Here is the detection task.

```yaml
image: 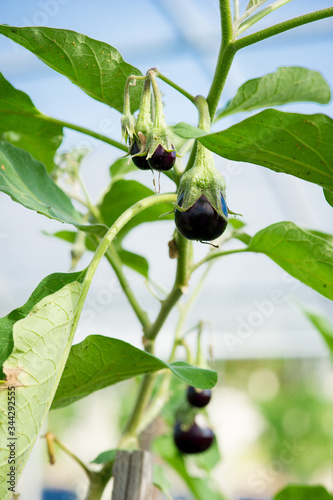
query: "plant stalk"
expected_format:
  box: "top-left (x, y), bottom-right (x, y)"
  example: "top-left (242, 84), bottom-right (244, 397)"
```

top-left (206, 0), bottom-right (235, 120)
top-left (40, 113), bottom-right (128, 152)
top-left (154, 69), bottom-right (196, 103)
top-left (233, 7), bottom-right (333, 50)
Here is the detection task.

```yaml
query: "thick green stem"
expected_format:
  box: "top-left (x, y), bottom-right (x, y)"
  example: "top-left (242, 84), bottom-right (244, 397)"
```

top-left (39, 113), bottom-right (128, 152)
top-left (207, 0), bottom-right (235, 120)
top-left (233, 7), bottom-right (333, 50)
top-left (175, 234), bottom-right (191, 290)
top-left (85, 464), bottom-right (113, 500)
top-left (220, 0), bottom-right (234, 46)
top-left (144, 235), bottom-right (191, 343)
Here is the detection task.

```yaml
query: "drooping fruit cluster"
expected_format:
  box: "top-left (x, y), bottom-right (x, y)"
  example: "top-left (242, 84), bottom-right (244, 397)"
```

top-left (121, 71), bottom-right (178, 173)
top-left (173, 385), bottom-right (214, 455)
top-left (174, 96), bottom-right (228, 243)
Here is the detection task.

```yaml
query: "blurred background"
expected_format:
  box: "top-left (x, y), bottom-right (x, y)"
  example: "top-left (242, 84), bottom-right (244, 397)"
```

top-left (0, 0), bottom-right (333, 499)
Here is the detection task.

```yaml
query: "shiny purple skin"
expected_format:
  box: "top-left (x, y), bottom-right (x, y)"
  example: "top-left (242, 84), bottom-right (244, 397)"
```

top-left (187, 386), bottom-right (212, 408)
top-left (174, 421), bottom-right (215, 454)
top-left (130, 142), bottom-right (150, 170)
top-left (147, 144), bottom-right (176, 171)
top-left (175, 194), bottom-right (228, 241)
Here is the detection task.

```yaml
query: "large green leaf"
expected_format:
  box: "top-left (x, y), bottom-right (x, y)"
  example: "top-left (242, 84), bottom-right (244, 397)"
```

top-left (0, 73), bottom-right (63, 172)
top-left (0, 271), bottom-right (85, 379)
top-left (0, 141), bottom-right (106, 235)
top-left (199, 111), bottom-right (333, 190)
top-left (0, 272), bottom-right (87, 500)
top-left (248, 222), bottom-right (333, 300)
top-left (0, 25), bottom-right (143, 113)
top-left (153, 435), bottom-right (226, 500)
top-left (99, 179), bottom-right (174, 238)
top-left (215, 67), bottom-right (331, 120)
top-left (274, 485), bottom-right (333, 500)
top-left (52, 335), bottom-right (217, 409)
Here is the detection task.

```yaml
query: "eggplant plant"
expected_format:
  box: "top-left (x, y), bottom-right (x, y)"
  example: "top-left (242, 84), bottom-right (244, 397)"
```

top-left (0, 1), bottom-right (333, 499)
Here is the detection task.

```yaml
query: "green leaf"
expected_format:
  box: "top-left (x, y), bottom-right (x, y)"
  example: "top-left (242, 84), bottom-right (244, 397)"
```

top-left (99, 179), bottom-right (174, 239)
top-left (301, 306), bottom-right (333, 353)
top-left (0, 270), bottom-right (85, 379)
top-left (248, 222), bottom-right (333, 300)
top-left (52, 335), bottom-right (217, 409)
top-left (228, 218), bottom-right (246, 230)
top-left (153, 464), bottom-right (172, 496)
top-left (0, 272), bottom-right (87, 500)
top-left (153, 435), bottom-right (226, 500)
top-left (116, 246), bottom-right (149, 278)
top-left (110, 156), bottom-right (137, 183)
top-left (0, 73), bottom-right (63, 172)
top-left (0, 26), bottom-right (142, 113)
top-left (168, 361), bottom-right (217, 390)
top-left (274, 485), bottom-right (333, 500)
top-left (189, 439), bottom-right (221, 473)
top-left (43, 230), bottom-right (95, 251)
top-left (199, 110), bottom-right (333, 190)
top-left (324, 188), bottom-right (333, 207)
top-left (307, 229), bottom-right (333, 245)
top-left (173, 122), bottom-right (207, 140)
top-left (91, 449), bottom-right (118, 465)
top-left (46, 230), bottom-right (149, 277)
top-left (215, 67), bottom-right (331, 120)
top-left (0, 141), bottom-right (106, 235)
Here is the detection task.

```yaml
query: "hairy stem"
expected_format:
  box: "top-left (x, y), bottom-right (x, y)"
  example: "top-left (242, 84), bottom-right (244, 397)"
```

top-left (40, 114), bottom-right (128, 152)
top-left (153, 69), bottom-right (196, 103)
top-left (118, 235), bottom-right (191, 447)
top-left (195, 95), bottom-right (211, 133)
top-left (78, 170), bottom-right (151, 331)
top-left (191, 247), bottom-right (248, 273)
top-left (123, 74), bottom-right (149, 114)
top-left (148, 69), bottom-right (166, 129)
top-left (72, 194), bottom-right (177, 353)
top-left (233, 7), bottom-right (333, 50)
top-left (206, 0), bottom-right (235, 120)
top-left (237, 0), bottom-right (292, 35)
